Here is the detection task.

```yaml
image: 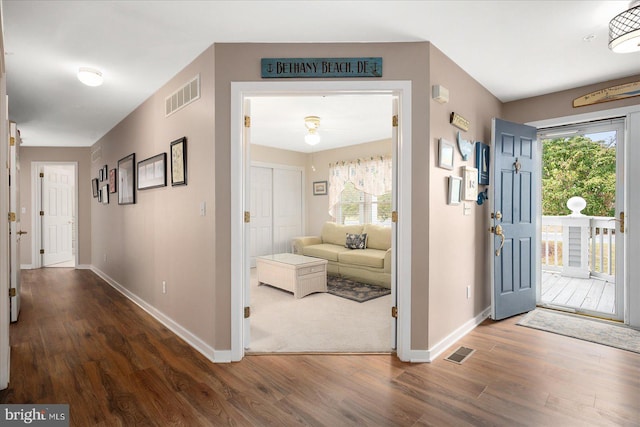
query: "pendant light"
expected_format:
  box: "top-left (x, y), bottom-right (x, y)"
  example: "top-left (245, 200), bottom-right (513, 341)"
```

top-left (609, 0), bottom-right (640, 53)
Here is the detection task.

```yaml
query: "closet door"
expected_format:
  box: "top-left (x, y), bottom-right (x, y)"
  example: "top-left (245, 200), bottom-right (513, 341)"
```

top-left (273, 169), bottom-right (303, 254)
top-left (250, 166), bottom-right (273, 267)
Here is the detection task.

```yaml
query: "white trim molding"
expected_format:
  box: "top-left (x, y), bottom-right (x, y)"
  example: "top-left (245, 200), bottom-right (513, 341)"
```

top-left (410, 307), bottom-right (491, 363)
top-left (90, 266), bottom-right (230, 363)
top-left (230, 80), bottom-right (413, 362)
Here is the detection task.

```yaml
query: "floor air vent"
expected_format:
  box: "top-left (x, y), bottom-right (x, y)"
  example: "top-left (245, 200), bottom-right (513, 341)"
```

top-left (445, 346), bottom-right (475, 364)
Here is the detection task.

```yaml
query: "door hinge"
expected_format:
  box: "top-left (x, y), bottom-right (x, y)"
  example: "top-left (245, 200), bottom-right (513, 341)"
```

top-left (40, 211), bottom-right (45, 216)
top-left (9, 288), bottom-right (16, 298)
top-left (40, 249), bottom-right (45, 255)
top-left (8, 212), bottom-right (16, 222)
top-left (39, 172), bottom-right (44, 178)
top-left (391, 211), bottom-right (398, 223)
top-left (391, 306), bottom-right (398, 318)
top-left (620, 211), bottom-right (625, 234)
top-left (244, 211), bottom-right (251, 223)
top-left (244, 306), bottom-right (251, 318)
top-left (392, 115), bottom-right (398, 127)
top-left (244, 116), bottom-right (251, 128)
top-left (9, 137), bottom-right (15, 146)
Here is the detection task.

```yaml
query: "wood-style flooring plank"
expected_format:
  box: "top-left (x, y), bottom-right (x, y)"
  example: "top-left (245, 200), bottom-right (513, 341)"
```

top-left (1, 268), bottom-right (639, 426)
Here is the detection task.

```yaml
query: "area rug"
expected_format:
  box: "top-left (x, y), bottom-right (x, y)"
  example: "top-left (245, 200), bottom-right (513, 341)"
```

top-left (517, 309), bottom-right (640, 354)
top-left (326, 275), bottom-right (390, 303)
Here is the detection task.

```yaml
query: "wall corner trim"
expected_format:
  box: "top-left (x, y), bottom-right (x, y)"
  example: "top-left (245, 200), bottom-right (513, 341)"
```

top-left (90, 266), bottom-right (228, 363)
top-left (416, 306), bottom-right (491, 363)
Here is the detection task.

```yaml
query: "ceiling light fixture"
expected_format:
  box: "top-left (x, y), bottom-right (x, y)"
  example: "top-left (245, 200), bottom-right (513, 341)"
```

top-left (304, 115), bottom-right (321, 146)
top-left (609, 0), bottom-right (640, 53)
top-left (77, 67), bottom-right (104, 87)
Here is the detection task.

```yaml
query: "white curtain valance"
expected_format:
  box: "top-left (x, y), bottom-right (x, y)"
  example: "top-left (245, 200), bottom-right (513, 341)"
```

top-left (328, 155), bottom-right (392, 217)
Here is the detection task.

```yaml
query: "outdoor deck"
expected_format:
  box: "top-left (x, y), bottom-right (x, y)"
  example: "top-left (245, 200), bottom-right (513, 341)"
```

top-left (540, 271), bottom-right (615, 314)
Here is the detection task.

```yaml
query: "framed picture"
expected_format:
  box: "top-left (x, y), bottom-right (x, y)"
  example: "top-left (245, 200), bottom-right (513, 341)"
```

top-left (438, 138), bottom-right (454, 170)
top-left (448, 176), bottom-right (462, 205)
top-left (101, 184), bottom-right (109, 204)
top-left (463, 166), bottom-right (479, 201)
top-left (102, 165), bottom-right (108, 182)
top-left (476, 142), bottom-right (490, 185)
top-left (313, 181), bottom-right (327, 196)
top-left (109, 168), bottom-right (117, 193)
top-left (137, 153), bottom-right (167, 190)
top-left (170, 137), bottom-right (187, 186)
top-left (91, 178), bottom-right (99, 198)
top-left (118, 153), bottom-right (136, 205)
top-left (98, 168), bottom-right (104, 182)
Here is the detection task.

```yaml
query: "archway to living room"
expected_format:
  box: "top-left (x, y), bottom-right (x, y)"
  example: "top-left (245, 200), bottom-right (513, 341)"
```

top-left (230, 81), bottom-right (413, 361)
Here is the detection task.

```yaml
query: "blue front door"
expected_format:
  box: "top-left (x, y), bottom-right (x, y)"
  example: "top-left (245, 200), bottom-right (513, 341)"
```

top-left (491, 118), bottom-right (538, 320)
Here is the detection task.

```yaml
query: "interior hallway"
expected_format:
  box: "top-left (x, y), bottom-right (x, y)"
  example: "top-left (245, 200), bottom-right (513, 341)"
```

top-left (0, 268), bottom-right (638, 426)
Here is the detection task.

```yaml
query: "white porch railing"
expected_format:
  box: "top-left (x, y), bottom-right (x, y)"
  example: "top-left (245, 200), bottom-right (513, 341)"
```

top-left (541, 215), bottom-right (616, 282)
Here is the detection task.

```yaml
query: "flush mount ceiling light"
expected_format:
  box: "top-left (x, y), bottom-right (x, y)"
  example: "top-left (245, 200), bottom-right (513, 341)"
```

top-left (609, 0), bottom-right (640, 53)
top-left (304, 115), bottom-right (321, 146)
top-left (77, 67), bottom-right (103, 87)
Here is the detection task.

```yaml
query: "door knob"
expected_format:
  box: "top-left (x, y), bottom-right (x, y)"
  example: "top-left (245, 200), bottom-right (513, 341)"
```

top-left (492, 225), bottom-right (505, 256)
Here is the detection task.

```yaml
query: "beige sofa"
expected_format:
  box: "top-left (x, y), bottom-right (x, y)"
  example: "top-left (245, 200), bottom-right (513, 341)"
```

top-left (292, 222), bottom-right (391, 288)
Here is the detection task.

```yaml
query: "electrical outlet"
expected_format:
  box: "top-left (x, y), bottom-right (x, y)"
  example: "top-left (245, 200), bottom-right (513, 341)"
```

top-left (466, 286), bottom-right (471, 299)
top-left (162, 281), bottom-right (167, 294)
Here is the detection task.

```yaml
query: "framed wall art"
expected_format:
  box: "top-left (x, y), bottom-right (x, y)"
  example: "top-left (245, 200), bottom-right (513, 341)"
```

top-left (438, 138), bottom-right (454, 170)
top-left (92, 178), bottom-right (99, 198)
top-left (448, 176), bottom-right (462, 205)
top-left (101, 184), bottom-right (109, 204)
top-left (476, 142), bottom-right (490, 185)
top-left (102, 164), bottom-right (108, 181)
top-left (118, 153), bottom-right (136, 205)
top-left (463, 166), bottom-right (478, 201)
top-left (137, 153), bottom-right (167, 190)
top-left (170, 137), bottom-right (187, 186)
top-left (313, 181), bottom-right (327, 196)
top-left (109, 168), bottom-right (117, 193)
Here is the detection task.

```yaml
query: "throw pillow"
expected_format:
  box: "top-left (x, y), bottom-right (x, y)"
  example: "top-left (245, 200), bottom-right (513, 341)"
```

top-left (345, 233), bottom-right (367, 249)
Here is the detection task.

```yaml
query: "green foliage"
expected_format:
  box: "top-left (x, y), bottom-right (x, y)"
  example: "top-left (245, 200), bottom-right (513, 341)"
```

top-left (542, 136), bottom-right (616, 216)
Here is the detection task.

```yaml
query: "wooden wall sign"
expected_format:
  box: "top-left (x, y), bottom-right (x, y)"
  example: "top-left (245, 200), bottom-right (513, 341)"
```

top-left (450, 112), bottom-right (469, 131)
top-left (261, 57), bottom-right (382, 78)
top-left (573, 81), bottom-right (640, 108)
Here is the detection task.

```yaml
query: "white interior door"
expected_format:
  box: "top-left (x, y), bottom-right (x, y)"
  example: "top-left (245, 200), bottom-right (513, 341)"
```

top-left (42, 164), bottom-right (74, 266)
top-left (250, 166), bottom-right (273, 267)
top-left (273, 168), bottom-right (302, 254)
top-left (9, 122), bottom-right (22, 322)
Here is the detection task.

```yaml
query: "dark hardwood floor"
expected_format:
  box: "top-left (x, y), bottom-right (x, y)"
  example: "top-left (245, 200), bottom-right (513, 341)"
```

top-left (1, 268), bottom-right (638, 426)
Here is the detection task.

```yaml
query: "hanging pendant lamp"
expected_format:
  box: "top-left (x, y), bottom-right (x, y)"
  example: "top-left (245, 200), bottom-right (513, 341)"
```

top-left (609, 0), bottom-right (640, 53)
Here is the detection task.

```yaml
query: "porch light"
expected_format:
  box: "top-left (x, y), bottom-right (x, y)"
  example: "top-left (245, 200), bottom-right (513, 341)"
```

top-left (609, 0), bottom-right (640, 53)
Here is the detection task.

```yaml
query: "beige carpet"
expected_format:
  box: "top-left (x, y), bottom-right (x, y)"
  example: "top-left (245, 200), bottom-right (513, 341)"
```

top-left (248, 268), bottom-right (392, 353)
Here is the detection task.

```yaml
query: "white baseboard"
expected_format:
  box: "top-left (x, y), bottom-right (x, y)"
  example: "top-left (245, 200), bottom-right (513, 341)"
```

top-left (409, 307), bottom-right (491, 363)
top-left (20, 264), bottom-right (33, 270)
top-left (76, 264), bottom-right (92, 270)
top-left (89, 266), bottom-right (230, 364)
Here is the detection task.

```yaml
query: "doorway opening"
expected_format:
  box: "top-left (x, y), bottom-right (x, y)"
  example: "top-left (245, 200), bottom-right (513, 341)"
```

top-left (32, 162), bottom-right (79, 269)
top-left (537, 119), bottom-right (625, 321)
top-left (230, 81), bottom-right (413, 362)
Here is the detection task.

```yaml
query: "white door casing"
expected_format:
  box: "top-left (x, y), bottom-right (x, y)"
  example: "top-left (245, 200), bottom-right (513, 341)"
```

top-left (9, 122), bottom-right (21, 322)
top-left (230, 80), bottom-right (412, 362)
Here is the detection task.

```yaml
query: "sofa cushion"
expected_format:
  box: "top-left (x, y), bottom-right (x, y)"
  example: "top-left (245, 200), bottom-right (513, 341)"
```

top-left (345, 233), bottom-right (367, 249)
top-left (363, 224), bottom-right (391, 250)
top-left (321, 222), bottom-right (363, 246)
top-left (338, 248), bottom-right (386, 269)
top-left (302, 244), bottom-right (351, 262)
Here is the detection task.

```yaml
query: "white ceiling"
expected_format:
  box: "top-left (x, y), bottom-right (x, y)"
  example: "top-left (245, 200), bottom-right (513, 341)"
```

top-left (3, 1), bottom-right (638, 150)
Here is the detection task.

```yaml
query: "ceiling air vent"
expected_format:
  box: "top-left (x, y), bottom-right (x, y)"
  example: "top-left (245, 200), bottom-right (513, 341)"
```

top-left (165, 74), bottom-right (200, 117)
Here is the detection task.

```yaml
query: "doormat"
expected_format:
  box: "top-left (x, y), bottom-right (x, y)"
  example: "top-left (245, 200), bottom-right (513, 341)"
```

top-left (517, 309), bottom-right (640, 354)
top-left (326, 275), bottom-right (390, 303)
